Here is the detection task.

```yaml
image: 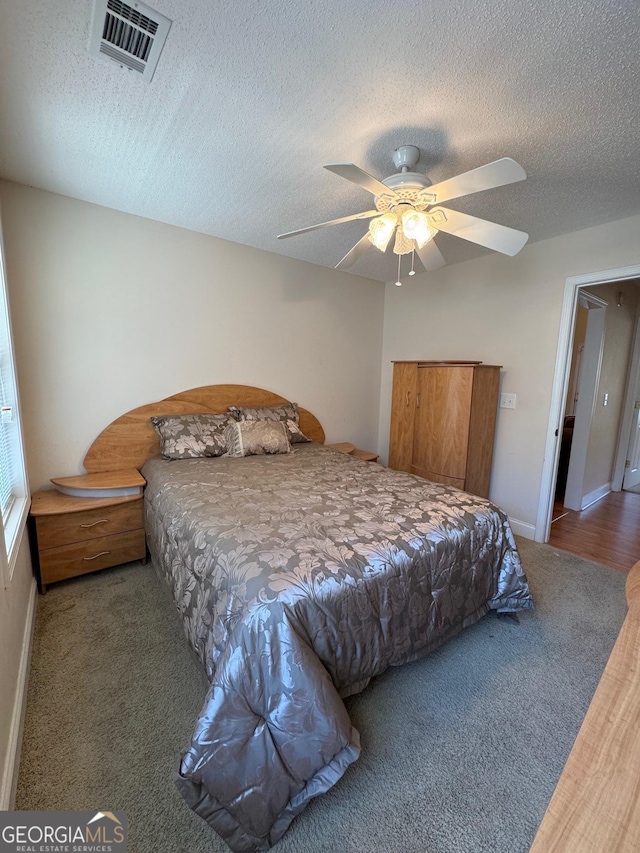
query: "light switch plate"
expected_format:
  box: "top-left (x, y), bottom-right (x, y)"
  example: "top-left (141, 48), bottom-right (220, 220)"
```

top-left (500, 393), bottom-right (517, 409)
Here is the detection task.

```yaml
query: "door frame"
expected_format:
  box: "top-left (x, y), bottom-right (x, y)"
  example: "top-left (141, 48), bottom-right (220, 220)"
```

top-left (535, 263), bottom-right (640, 543)
top-left (563, 293), bottom-right (607, 511)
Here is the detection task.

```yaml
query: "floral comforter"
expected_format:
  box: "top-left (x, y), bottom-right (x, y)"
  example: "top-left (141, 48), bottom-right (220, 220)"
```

top-left (142, 444), bottom-right (532, 852)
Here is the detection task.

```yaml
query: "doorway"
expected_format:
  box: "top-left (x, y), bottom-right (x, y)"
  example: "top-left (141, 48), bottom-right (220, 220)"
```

top-left (536, 264), bottom-right (640, 550)
top-left (562, 291), bottom-right (607, 512)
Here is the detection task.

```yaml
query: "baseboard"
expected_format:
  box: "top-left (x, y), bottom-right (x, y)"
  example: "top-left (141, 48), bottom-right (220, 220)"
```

top-left (509, 517), bottom-right (536, 540)
top-left (0, 577), bottom-right (37, 810)
top-left (581, 482), bottom-right (611, 510)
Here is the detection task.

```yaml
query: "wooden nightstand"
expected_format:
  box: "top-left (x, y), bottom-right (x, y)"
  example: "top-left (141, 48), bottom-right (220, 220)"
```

top-left (351, 448), bottom-right (379, 463)
top-left (328, 442), bottom-right (380, 464)
top-left (28, 469), bottom-right (146, 593)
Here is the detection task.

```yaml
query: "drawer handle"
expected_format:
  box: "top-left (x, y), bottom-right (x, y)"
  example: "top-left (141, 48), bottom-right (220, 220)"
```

top-left (80, 519), bottom-right (109, 528)
top-left (83, 551), bottom-right (111, 561)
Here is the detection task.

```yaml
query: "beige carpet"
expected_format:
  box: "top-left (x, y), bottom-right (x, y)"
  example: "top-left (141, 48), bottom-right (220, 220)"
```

top-left (16, 538), bottom-right (627, 852)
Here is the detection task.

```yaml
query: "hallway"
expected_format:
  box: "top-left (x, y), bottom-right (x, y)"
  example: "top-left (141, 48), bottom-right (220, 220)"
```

top-left (549, 490), bottom-right (640, 572)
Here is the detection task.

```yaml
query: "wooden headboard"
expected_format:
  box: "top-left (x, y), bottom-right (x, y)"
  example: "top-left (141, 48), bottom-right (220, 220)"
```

top-left (83, 384), bottom-right (325, 473)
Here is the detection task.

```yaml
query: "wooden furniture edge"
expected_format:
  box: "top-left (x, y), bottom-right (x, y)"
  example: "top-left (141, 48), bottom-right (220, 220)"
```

top-left (328, 442), bottom-right (356, 454)
top-left (352, 449), bottom-right (379, 462)
top-left (51, 469), bottom-right (145, 490)
top-left (83, 384), bottom-right (326, 473)
top-left (30, 490), bottom-right (144, 516)
top-left (328, 443), bottom-right (379, 463)
top-left (625, 560), bottom-right (640, 609)
top-left (529, 559), bottom-right (640, 852)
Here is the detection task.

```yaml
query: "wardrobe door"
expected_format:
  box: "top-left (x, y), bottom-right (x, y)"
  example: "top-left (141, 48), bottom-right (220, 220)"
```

top-left (465, 366), bottom-right (501, 497)
top-left (411, 366), bottom-right (474, 482)
top-left (389, 362), bottom-right (418, 472)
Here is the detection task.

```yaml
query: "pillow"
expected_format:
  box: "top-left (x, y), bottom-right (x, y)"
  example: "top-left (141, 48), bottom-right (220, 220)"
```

top-left (228, 403), bottom-right (311, 443)
top-left (150, 413), bottom-right (233, 459)
top-left (224, 420), bottom-right (292, 457)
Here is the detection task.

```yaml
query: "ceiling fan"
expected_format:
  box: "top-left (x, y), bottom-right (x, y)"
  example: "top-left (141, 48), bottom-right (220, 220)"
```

top-left (278, 146), bottom-right (528, 283)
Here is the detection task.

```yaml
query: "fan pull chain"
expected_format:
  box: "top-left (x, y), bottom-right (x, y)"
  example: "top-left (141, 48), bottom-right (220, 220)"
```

top-left (395, 254), bottom-right (402, 287)
top-left (409, 250), bottom-right (416, 276)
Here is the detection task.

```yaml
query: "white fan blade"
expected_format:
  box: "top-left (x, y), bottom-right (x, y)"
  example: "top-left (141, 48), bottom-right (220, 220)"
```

top-left (428, 158), bottom-right (526, 205)
top-left (278, 210), bottom-right (379, 240)
top-left (416, 240), bottom-right (446, 272)
top-left (430, 207), bottom-right (528, 256)
top-left (335, 232), bottom-right (372, 270)
top-left (324, 163), bottom-right (397, 199)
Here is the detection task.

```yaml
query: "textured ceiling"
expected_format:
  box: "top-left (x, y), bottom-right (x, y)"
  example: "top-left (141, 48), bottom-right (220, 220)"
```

top-left (0, 0), bottom-right (638, 282)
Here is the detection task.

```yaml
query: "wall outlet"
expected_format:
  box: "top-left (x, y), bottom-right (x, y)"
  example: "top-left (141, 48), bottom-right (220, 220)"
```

top-left (500, 393), bottom-right (517, 409)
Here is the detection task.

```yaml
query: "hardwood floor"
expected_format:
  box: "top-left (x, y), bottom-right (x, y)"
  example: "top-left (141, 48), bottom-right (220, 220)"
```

top-left (549, 490), bottom-right (640, 572)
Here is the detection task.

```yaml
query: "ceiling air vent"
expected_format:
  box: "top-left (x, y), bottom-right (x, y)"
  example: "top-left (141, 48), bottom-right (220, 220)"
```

top-left (90, 0), bottom-right (171, 82)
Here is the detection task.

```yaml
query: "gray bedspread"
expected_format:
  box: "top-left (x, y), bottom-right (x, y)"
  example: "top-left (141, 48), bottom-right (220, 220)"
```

top-left (142, 444), bottom-right (532, 852)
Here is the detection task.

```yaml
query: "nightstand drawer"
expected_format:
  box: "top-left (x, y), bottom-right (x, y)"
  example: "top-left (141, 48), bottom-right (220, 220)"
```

top-left (39, 529), bottom-right (146, 585)
top-left (35, 499), bottom-right (143, 548)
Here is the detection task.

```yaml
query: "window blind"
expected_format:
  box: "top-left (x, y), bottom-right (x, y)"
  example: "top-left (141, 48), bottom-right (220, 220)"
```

top-left (0, 352), bottom-right (16, 518)
top-left (0, 212), bottom-right (25, 533)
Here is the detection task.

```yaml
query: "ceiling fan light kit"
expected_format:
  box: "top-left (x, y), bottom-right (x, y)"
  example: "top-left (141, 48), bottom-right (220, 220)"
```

top-left (369, 213), bottom-right (397, 252)
top-left (278, 145), bottom-right (529, 284)
top-left (392, 224), bottom-right (414, 256)
top-left (400, 208), bottom-right (435, 248)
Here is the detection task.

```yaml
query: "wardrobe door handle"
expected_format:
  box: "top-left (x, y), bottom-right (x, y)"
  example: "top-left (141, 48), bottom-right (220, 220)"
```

top-left (405, 391), bottom-right (410, 406)
top-left (80, 518), bottom-right (109, 528)
top-left (416, 393), bottom-right (421, 409)
top-left (83, 551), bottom-right (111, 561)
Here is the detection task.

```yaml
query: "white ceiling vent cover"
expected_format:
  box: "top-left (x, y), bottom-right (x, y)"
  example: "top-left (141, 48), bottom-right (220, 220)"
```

top-left (90, 0), bottom-right (171, 82)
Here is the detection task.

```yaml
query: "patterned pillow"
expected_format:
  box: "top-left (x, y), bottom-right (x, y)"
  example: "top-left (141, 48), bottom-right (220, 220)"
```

top-left (228, 403), bottom-right (311, 443)
top-left (224, 420), bottom-right (292, 457)
top-left (150, 413), bottom-right (233, 459)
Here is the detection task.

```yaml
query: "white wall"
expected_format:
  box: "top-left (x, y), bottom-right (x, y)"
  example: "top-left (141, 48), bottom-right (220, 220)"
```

top-left (0, 531), bottom-right (36, 808)
top-left (0, 181), bottom-right (385, 490)
top-left (378, 213), bottom-right (640, 536)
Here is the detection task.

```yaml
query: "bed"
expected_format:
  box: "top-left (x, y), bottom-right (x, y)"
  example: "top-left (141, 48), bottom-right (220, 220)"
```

top-left (84, 384), bottom-right (533, 853)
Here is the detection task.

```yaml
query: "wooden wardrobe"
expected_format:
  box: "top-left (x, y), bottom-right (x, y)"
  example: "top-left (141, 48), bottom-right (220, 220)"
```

top-left (388, 361), bottom-right (501, 498)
